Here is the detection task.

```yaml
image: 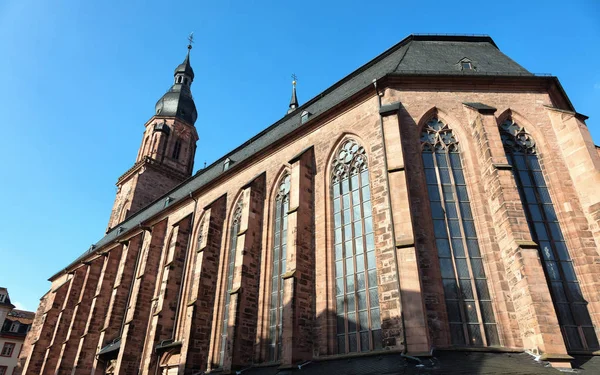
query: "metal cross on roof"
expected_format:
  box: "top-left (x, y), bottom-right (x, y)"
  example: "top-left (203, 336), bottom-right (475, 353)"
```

top-left (291, 73), bottom-right (297, 85)
top-left (187, 32), bottom-right (195, 48)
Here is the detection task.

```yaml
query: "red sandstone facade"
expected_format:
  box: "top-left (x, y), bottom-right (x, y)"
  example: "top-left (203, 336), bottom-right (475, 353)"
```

top-left (17, 35), bottom-right (600, 374)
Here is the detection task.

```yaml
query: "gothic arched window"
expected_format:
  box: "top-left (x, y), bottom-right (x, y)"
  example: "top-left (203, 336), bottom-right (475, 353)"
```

top-left (219, 200), bottom-right (243, 366)
top-left (500, 119), bottom-right (599, 351)
top-left (332, 139), bottom-right (381, 354)
top-left (421, 117), bottom-right (499, 347)
top-left (268, 174), bottom-right (290, 361)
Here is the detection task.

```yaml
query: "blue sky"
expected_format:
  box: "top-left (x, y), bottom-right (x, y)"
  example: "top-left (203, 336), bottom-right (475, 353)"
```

top-left (0, 0), bottom-right (598, 311)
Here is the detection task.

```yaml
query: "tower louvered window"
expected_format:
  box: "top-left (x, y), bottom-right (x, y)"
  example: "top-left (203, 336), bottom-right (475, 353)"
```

top-left (268, 174), bottom-right (290, 361)
top-left (219, 201), bottom-right (243, 366)
top-left (421, 118), bottom-right (499, 347)
top-left (332, 139), bottom-right (382, 354)
top-left (173, 138), bottom-right (182, 160)
top-left (500, 119), bottom-right (599, 351)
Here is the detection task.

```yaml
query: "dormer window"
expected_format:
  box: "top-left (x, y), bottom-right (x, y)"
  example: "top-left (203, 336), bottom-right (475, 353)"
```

top-left (301, 110), bottom-right (311, 124)
top-left (461, 61), bottom-right (473, 70)
top-left (223, 157), bottom-right (233, 171)
top-left (0, 293), bottom-right (5, 303)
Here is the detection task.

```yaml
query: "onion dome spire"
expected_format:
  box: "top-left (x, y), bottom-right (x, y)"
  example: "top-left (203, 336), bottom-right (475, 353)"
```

top-left (287, 73), bottom-right (299, 114)
top-left (154, 33), bottom-right (197, 124)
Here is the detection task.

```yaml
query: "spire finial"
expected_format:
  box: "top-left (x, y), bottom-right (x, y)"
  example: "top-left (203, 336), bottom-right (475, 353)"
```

top-left (187, 32), bottom-right (194, 50)
top-left (288, 73), bottom-right (299, 114)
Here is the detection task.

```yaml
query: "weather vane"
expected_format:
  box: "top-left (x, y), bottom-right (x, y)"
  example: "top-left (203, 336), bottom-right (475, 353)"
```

top-left (187, 32), bottom-right (195, 49)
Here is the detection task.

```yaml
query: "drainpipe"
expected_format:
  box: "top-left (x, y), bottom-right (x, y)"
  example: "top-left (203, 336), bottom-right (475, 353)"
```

top-left (372, 78), bottom-right (409, 354)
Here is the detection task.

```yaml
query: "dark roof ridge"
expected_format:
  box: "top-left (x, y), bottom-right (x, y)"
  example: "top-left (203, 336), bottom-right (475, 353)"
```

top-left (410, 34), bottom-right (498, 48)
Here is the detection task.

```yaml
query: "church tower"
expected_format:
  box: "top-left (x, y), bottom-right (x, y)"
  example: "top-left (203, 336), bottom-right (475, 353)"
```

top-left (107, 40), bottom-right (199, 230)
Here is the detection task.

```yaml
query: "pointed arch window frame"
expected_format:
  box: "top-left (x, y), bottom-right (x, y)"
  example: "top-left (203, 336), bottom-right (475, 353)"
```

top-left (420, 117), bottom-right (499, 347)
top-left (499, 118), bottom-right (599, 351)
top-left (331, 138), bottom-right (382, 354)
top-left (218, 199), bottom-right (244, 367)
top-left (267, 173), bottom-right (291, 362)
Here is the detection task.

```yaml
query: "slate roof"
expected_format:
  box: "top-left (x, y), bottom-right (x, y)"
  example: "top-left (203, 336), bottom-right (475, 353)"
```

top-left (50, 34), bottom-right (558, 279)
top-left (220, 351), bottom-right (600, 374)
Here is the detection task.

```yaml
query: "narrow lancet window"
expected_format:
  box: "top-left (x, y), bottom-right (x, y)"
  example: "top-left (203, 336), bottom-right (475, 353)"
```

top-left (421, 117), bottom-right (499, 347)
top-left (219, 201), bottom-right (243, 366)
top-left (173, 138), bottom-right (182, 160)
top-left (500, 119), bottom-right (599, 351)
top-left (268, 174), bottom-right (290, 361)
top-left (332, 139), bottom-right (382, 354)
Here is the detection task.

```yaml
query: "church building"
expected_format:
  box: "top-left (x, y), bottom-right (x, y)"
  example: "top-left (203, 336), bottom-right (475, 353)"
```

top-left (17, 34), bottom-right (600, 374)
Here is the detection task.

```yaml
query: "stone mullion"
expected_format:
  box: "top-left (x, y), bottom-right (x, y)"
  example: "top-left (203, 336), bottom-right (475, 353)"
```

top-left (180, 196), bottom-right (226, 374)
top-left (224, 175), bottom-right (265, 372)
top-left (39, 266), bottom-right (86, 375)
top-left (22, 284), bottom-right (68, 375)
top-left (280, 149), bottom-right (315, 367)
top-left (382, 104), bottom-right (430, 354)
top-left (112, 221), bottom-right (167, 375)
top-left (54, 258), bottom-right (103, 375)
top-left (90, 240), bottom-right (138, 375)
top-left (139, 216), bottom-right (192, 375)
top-left (466, 107), bottom-right (570, 364)
top-left (72, 246), bottom-right (122, 375)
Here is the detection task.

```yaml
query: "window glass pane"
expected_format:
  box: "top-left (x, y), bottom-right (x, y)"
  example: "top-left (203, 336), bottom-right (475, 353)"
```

top-left (448, 220), bottom-right (461, 238)
top-left (462, 220), bottom-right (477, 238)
top-left (451, 239), bottom-right (465, 257)
top-left (449, 152), bottom-right (462, 169)
top-left (466, 240), bottom-right (480, 257)
top-left (430, 201), bottom-right (444, 219)
top-left (425, 169), bottom-right (438, 183)
top-left (363, 201), bottom-right (372, 218)
top-left (518, 170), bottom-right (532, 186)
top-left (366, 234), bottom-right (375, 251)
top-left (422, 153), bottom-right (434, 168)
top-left (445, 203), bottom-right (458, 219)
top-left (355, 237), bottom-right (364, 255)
top-left (436, 239), bottom-right (451, 258)
top-left (459, 279), bottom-right (474, 299)
top-left (475, 279), bottom-right (491, 300)
top-left (455, 259), bottom-right (470, 279)
top-left (369, 288), bottom-right (380, 307)
top-left (561, 262), bottom-right (577, 282)
top-left (370, 308), bottom-right (381, 329)
top-left (450, 324), bottom-right (466, 346)
top-left (427, 185), bottom-right (441, 201)
top-left (439, 168), bottom-right (451, 184)
top-left (554, 242), bottom-right (570, 261)
top-left (436, 152), bottom-right (448, 167)
top-left (453, 169), bottom-right (466, 184)
top-left (440, 258), bottom-right (455, 279)
top-left (456, 186), bottom-right (469, 202)
top-left (362, 186), bottom-right (371, 201)
top-left (443, 279), bottom-right (458, 299)
top-left (479, 301), bottom-right (495, 323)
top-left (523, 188), bottom-right (537, 204)
top-left (459, 202), bottom-right (473, 219)
top-left (463, 301), bottom-right (479, 323)
top-left (538, 188), bottom-right (552, 204)
top-left (356, 272), bottom-right (366, 291)
top-left (434, 220), bottom-right (448, 238)
top-left (547, 222), bottom-right (564, 241)
top-left (468, 324), bottom-right (483, 346)
top-left (485, 324), bottom-right (500, 346)
top-left (542, 204), bottom-right (558, 221)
